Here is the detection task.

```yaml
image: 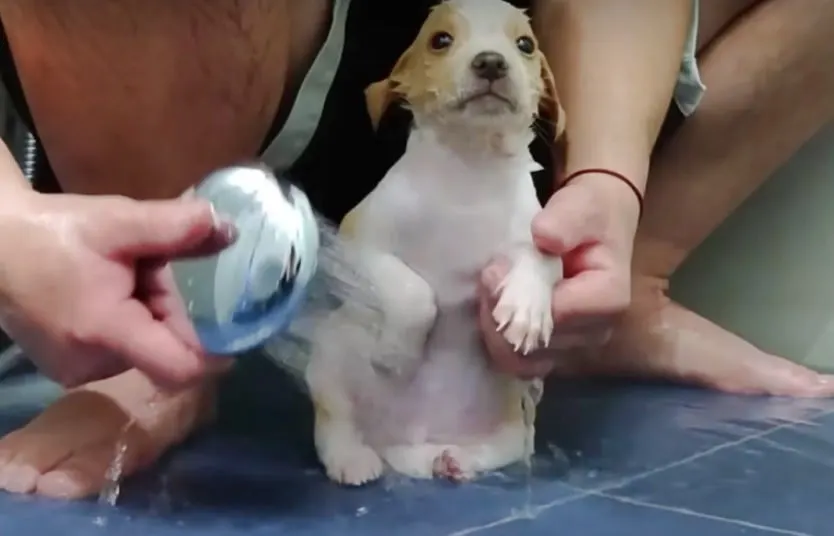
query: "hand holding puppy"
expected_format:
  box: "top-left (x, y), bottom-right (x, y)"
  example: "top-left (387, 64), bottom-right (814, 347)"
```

top-left (480, 171), bottom-right (641, 379)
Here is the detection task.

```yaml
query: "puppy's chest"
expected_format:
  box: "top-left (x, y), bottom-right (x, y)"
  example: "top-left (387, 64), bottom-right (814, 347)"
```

top-left (376, 179), bottom-right (525, 302)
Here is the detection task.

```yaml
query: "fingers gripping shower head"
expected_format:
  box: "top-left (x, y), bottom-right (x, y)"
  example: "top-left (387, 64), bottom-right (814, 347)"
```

top-left (173, 164), bottom-right (321, 355)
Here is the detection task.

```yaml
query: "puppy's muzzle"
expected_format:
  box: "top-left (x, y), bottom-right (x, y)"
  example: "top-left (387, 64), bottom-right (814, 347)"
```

top-left (470, 51), bottom-right (508, 81)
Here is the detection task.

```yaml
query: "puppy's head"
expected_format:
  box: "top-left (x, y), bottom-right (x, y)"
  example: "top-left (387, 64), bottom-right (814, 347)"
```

top-left (366, 0), bottom-right (565, 139)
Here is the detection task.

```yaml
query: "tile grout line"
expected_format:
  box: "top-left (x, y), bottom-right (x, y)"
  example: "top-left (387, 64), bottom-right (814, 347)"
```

top-left (591, 405), bottom-right (834, 496)
top-left (447, 406), bottom-right (834, 535)
top-left (446, 489), bottom-right (591, 536)
top-left (755, 435), bottom-right (834, 471)
top-left (578, 406), bottom-right (834, 535)
top-left (595, 493), bottom-right (814, 536)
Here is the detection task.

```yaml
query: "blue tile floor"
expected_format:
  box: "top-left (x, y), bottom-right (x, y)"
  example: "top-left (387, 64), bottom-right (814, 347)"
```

top-left (0, 358), bottom-right (833, 536)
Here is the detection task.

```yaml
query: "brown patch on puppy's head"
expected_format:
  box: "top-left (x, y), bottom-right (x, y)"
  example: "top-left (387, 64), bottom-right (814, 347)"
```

top-left (366, 0), bottom-right (565, 140)
top-left (365, 2), bottom-right (466, 129)
top-left (532, 46), bottom-right (566, 141)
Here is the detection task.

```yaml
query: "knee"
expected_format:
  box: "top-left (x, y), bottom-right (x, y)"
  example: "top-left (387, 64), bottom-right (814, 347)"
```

top-left (393, 270), bottom-right (438, 328)
top-left (373, 255), bottom-right (437, 328)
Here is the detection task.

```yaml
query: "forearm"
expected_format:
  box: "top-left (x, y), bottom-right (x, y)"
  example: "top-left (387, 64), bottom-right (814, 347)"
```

top-left (0, 142), bottom-right (33, 307)
top-left (536, 0), bottom-right (692, 192)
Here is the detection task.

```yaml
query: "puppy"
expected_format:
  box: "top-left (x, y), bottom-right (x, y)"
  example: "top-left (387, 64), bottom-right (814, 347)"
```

top-left (304, 0), bottom-right (566, 485)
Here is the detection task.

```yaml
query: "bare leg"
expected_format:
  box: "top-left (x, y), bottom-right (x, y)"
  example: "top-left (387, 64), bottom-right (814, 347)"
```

top-left (558, 0), bottom-right (834, 396)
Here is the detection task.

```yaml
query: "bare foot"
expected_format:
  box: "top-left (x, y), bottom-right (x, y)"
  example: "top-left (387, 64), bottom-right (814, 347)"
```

top-left (551, 278), bottom-right (834, 398)
top-left (0, 368), bottom-right (216, 499)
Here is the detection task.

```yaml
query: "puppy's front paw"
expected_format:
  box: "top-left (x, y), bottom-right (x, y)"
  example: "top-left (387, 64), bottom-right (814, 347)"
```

top-left (491, 259), bottom-right (555, 355)
top-left (321, 442), bottom-right (384, 486)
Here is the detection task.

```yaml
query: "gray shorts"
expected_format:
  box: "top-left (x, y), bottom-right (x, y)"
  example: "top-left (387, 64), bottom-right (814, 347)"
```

top-left (675, 0), bottom-right (707, 117)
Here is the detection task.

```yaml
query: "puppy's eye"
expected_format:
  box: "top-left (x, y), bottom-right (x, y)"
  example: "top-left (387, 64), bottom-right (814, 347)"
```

top-left (429, 31), bottom-right (454, 51)
top-left (516, 36), bottom-right (535, 55)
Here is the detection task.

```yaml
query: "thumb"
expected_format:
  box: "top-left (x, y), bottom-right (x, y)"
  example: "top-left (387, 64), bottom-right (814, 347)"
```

top-left (107, 199), bottom-right (235, 259)
top-left (532, 186), bottom-right (603, 256)
top-left (550, 269), bottom-right (629, 324)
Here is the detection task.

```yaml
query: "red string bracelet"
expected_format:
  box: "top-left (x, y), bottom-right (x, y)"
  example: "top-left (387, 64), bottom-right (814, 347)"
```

top-left (560, 168), bottom-right (644, 221)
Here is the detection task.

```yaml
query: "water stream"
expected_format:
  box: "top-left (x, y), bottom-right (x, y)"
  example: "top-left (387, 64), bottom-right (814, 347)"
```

top-left (97, 420), bottom-right (134, 507)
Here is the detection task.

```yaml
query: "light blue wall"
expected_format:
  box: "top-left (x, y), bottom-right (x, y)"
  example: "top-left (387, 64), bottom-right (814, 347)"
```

top-left (672, 124), bottom-right (834, 371)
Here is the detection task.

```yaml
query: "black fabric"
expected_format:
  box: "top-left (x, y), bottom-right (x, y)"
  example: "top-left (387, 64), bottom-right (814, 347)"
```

top-left (0, 0), bottom-right (546, 220)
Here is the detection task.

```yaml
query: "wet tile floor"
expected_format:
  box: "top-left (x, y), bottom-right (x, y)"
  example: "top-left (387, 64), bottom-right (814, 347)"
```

top-left (0, 360), bottom-right (832, 536)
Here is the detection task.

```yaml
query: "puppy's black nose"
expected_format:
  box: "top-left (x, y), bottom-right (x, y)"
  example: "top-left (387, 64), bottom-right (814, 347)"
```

top-left (471, 51), bottom-right (508, 81)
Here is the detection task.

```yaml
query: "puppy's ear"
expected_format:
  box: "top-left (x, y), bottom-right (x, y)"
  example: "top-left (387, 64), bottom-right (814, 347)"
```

top-left (537, 52), bottom-right (566, 141)
top-left (365, 48), bottom-right (413, 131)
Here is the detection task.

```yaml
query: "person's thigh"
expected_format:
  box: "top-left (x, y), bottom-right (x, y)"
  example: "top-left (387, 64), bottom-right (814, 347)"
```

top-left (697, 0), bottom-right (762, 51)
top-left (655, 0), bottom-right (770, 151)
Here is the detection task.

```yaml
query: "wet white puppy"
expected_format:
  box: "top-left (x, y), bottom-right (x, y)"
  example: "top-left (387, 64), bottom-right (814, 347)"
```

top-left (304, 0), bottom-right (566, 485)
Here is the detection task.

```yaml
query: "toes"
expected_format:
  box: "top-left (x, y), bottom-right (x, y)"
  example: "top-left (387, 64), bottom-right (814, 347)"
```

top-left (432, 450), bottom-right (460, 481)
top-left (0, 389), bottom-right (139, 497)
top-left (0, 374), bottom-right (209, 500)
top-left (431, 449), bottom-right (471, 483)
top-left (491, 300), bottom-right (512, 332)
top-left (776, 372), bottom-right (834, 399)
top-left (37, 441), bottom-right (136, 500)
top-left (492, 299), bottom-right (550, 356)
top-left (541, 314), bottom-right (554, 347)
top-left (491, 272), bottom-right (554, 356)
top-left (811, 375), bottom-right (834, 397)
top-left (0, 429), bottom-right (75, 495)
top-left (322, 444), bottom-right (384, 487)
top-left (0, 463), bottom-right (42, 495)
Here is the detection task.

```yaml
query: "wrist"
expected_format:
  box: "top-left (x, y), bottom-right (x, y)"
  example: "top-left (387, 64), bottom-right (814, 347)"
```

top-left (0, 190), bottom-right (42, 308)
top-left (561, 135), bottom-right (651, 194)
top-left (558, 142), bottom-right (651, 236)
top-left (0, 186), bottom-right (39, 217)
top-left (0, 190), bottom-right (42, 249)
top-left (0, 172), bottom-right (33, 197)
top-left (562, 171), bottom-right (642, 252)
top-left (0, 140), bottom-right (33, 194)
top-left (563, 170), bottom-right (642, 222)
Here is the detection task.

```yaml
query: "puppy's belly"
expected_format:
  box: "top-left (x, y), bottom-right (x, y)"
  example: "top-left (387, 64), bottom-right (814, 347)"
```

top-left (348, 203), bottom-right (526, 448)
top-left (356, 292), bottom-right (513, 450)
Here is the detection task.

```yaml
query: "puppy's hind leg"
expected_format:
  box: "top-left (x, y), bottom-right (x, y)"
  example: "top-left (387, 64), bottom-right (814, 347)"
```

top-left (305, 252), bottom-right (435, 486)
top-left (306, 330), bottom-right (384, 486)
